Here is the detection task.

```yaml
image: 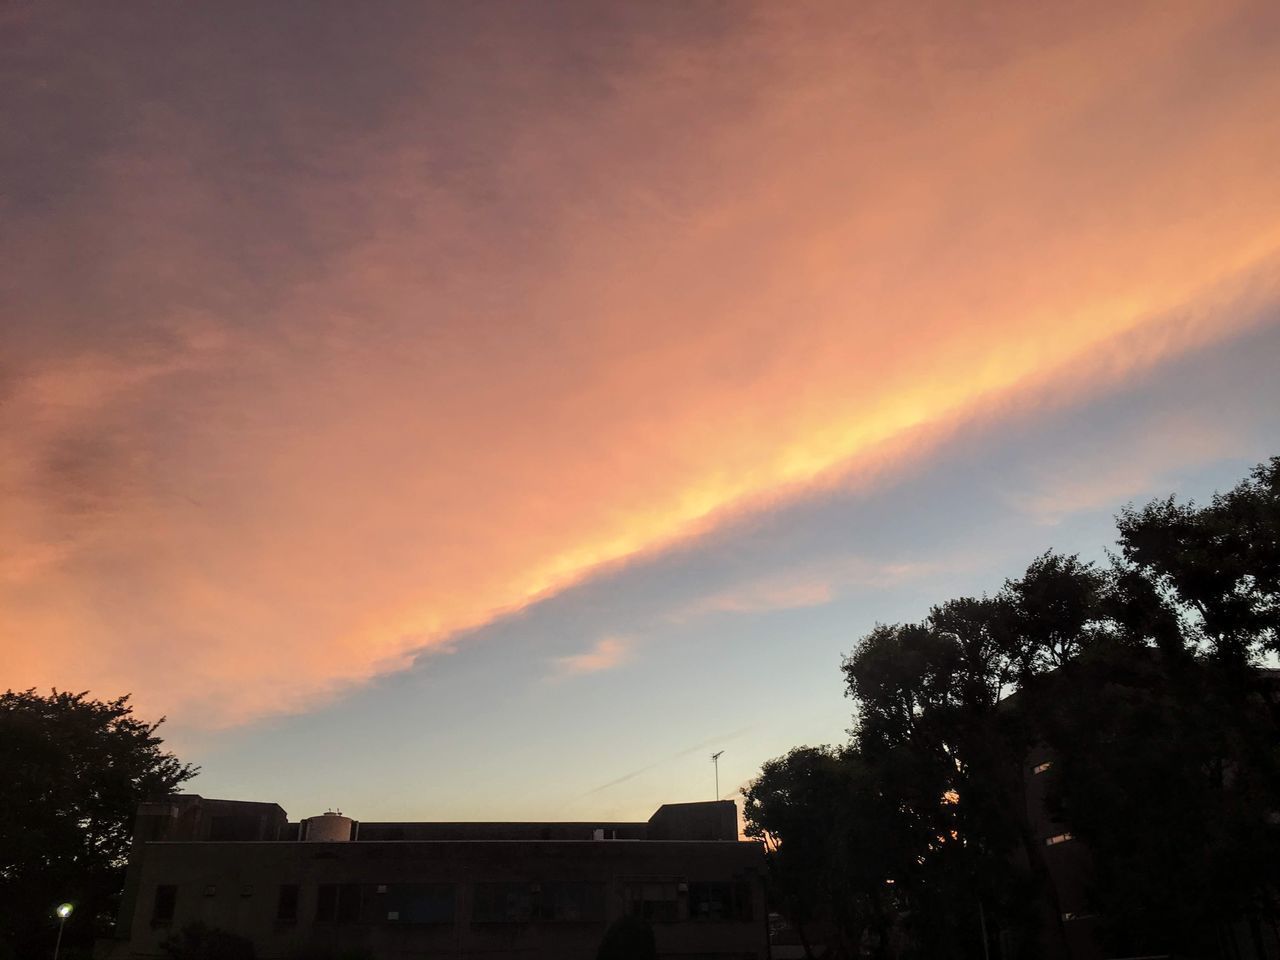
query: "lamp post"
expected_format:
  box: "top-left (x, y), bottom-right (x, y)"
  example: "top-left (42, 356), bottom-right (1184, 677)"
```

top-left (53, 903), bottom-right (73, 960)
top-left (711, 750), bottom-right (724, 800)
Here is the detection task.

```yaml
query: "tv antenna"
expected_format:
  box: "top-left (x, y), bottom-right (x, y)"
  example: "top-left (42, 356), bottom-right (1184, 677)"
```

top-left (711, 751), bottom-right (724, 800)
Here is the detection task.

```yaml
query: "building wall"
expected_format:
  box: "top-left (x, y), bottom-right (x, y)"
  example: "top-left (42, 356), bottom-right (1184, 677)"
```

top-left (355, 821), bottom-right (649, 842)
top-left (99, 798), bottom-right (764, 960)
top-left (1015, 667), bottom-right (1280, 960)
top-left (1022, 744), bottom-right (1101, 960)
top-left (647, 802), bottom-right (739, 842)
top-left (132, 796), bottom-right (288, 843)
top-left (102, 838), bottom-right (767, 960)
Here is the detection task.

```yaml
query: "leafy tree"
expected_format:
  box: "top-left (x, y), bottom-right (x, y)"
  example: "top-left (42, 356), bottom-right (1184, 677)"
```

top-left (1117, 456), bottom-right (1280, 665)
top-left (743, 746), bottom-right (838, 958)
top-left (596, 915), bottom-right (656, 960)
top-left (750, 456), bottom-right (1280, 959)
top-left (1006, 552), bottom-right (1109, 676)
top-left (744, 745), bottom-right (910, 958)
top-left (1065, 457), bottom-right (1280, 955)
top-left (843, 595), bottom-right (1056, 959)
top-left (0, 689), bottom-right (197, 958)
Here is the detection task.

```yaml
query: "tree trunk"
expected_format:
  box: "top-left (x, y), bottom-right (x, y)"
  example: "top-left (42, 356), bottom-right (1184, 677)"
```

top-left (795, 916), bottom-right (817, 960)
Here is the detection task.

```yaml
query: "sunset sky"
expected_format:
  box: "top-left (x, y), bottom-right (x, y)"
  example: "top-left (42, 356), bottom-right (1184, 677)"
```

top-left (4, 0), bottom-right (1280, 823)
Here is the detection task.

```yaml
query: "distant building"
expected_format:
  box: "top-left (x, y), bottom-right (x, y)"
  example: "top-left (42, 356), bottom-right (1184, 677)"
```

top-left (1017, 669), bottom-right (1280, 960)
top-left (1021, 742), bottom-right (1104, 960)
top-left (96, 795), bottom-right (768, 960)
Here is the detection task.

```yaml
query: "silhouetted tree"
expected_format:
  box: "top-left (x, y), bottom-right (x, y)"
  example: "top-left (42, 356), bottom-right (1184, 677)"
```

top-left (745, 743), bottom-right (925, 959)
top-left (1055, 456), bottom-right (1280, 955)
top-left (1117, 456), bottom-right (1280, 666)
top-left (596, 914), bottom-right (656, 960)
top-left (844, 600), bottom-right (1049, 959)
top-left (749, 456), bottom-right (1280, 960)
top-left (0, 689), bottom-right (197, 959)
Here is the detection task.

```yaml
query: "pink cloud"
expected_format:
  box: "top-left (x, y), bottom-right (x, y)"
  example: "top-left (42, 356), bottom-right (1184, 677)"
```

top-left (3, 1), bottom-right (1280, 726)
top-left (1006, 415), bottom-right (1245, 525)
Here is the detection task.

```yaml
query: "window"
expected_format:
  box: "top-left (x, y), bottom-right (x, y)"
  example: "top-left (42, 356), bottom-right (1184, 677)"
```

top-left (203, 885), bottom-right (216, 898)
top-left (473, 882), bottom-right (535, 923)
top-left (152, 885), bottom-right (177, 925)
top-left (381, 884), bottom-right (455, 924)
top-left (317, 884), bottom-right (337, 921)
top-left (276, 884), bottom-right (299, 922)
top-left (209, 814), bottom-right (261, 841)
top-left (338, 885), bottom-right (361, 922)
top-left (539, 882), bottom-right (605, 921)
top-left (1032, 761), bottom-right (1052, 775)
top-left (624, 881), bottom-right (680, 922)
top-left (471, 882), bottom-right (603, 923)
top-left (688, 882), bottom-right (753, 922)
top-left (1045, 832), bottom-right (1073, 846)
top-left (316, 883), bottom-right (362, 923)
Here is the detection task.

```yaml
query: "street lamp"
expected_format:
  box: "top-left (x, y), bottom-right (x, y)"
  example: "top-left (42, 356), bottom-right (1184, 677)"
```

top-left (53, 903), bottom-right (73, 960)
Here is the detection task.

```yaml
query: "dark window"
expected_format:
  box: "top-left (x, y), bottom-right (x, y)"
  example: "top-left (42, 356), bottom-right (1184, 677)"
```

top-left (623, 881), bottom-right (680, 922)
top-left (381, 883), bottom-right (455, 924)
top-left (316, 884), bottom-right (337, 921)
top-left (152, 885), bottom-right (177, 924)
top-left (688, 882), bottom-right (753, 921)
top-left (473, 883), bottom-right (534, 923)
top-left (538, 882), bottom-right (605, 921)
top-left (316, 883), bottom-right (364, 922)
top-left (471, 882), bottom-right (604, 924)
top-left (337, 884), bottom-right (362, 923)
top-left (209, 814), bottom-right (261, 841)
top-left (276, 885), bottom-right (299, 922)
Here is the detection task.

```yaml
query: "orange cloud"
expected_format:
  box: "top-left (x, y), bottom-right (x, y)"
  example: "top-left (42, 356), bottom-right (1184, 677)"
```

top-left (552, 638), bottom-right (633, 678)
top-left (3, 0), bottom-right (1280, 726)
top-left (676, 559), bottom-right (938, 620)
top-left (692, 581), bottom-right (836, 617)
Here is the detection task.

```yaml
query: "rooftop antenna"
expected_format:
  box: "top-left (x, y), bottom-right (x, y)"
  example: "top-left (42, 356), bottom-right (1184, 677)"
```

top-left (711, 751), bottom-right (724, 800)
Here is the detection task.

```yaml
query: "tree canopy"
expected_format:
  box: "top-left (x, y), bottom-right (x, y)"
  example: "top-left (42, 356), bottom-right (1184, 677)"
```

top-left (596, 915), bottom-right (657, 960)
top-left (745, 456), bottom-right (1280, 960)
top-left (0, 689), bottom-right (197, 959)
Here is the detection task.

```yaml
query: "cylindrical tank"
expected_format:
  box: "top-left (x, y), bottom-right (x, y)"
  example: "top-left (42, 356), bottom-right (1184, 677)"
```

top-left (304, 810), bottom-right (354, 842)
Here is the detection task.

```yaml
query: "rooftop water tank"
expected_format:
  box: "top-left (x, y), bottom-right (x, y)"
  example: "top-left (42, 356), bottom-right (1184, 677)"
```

top-left (304, 810), bottom-right (354, 842)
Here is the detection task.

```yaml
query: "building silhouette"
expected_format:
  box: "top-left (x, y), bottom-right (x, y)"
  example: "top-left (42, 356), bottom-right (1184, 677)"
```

top-left (97, 795), bottom-right (767, 960)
